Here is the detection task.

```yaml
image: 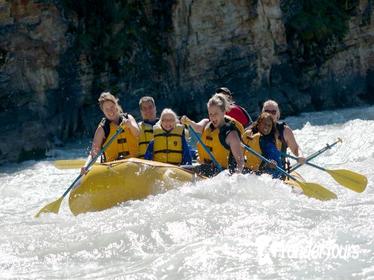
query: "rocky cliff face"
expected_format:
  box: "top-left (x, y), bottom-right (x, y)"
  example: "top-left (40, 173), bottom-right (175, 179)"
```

top-left (0, 0), bottom-right (373, 163)
top-left (168, 0), bottom-right (373, 115)
top-left (169, 0), bottom-right (289, 114)
top-left (0, 0), bottom-right (72, 163)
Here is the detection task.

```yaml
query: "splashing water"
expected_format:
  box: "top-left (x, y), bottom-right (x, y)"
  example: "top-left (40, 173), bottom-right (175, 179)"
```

top-left (0, 106), bottom-right (373, 279)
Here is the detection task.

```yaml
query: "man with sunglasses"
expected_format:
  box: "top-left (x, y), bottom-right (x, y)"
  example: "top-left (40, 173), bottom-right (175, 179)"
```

top-left (262, 100), bottom-right (305, 167)
top-left (215, 87), bottom-right (252, 128)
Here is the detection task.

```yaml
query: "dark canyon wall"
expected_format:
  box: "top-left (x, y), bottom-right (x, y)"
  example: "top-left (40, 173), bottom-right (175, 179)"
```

top-left (0, 0), bottom-right (373, 163)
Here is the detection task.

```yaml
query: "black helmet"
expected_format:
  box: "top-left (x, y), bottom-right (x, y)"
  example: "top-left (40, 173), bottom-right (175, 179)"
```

top-left (215, 87), bottom-right (233, 96)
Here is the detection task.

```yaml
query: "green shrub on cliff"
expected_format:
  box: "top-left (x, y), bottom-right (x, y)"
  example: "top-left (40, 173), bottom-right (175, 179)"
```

top-left (63, 1), bottom-right (148, 66)
top-left (284, 0), bottom-right (358, 65)
top-left (61, 0), bottom-right (170, 92)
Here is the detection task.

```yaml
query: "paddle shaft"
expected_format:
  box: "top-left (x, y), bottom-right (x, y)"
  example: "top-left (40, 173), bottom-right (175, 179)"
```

top-left (188, 126), bottom-right (223, 171)
top-left (289, 138), bottom-right (342, 172)
top-left (284, 150), bottom-right (367, 193)
top-left (242, 143), bottom-right (338, 200)
top-left (61, 125), bottom-right (124, 199)
top-left (285, 153), bottom-right (328, 172)
top-left (242, 143), bottom-right (297, 181)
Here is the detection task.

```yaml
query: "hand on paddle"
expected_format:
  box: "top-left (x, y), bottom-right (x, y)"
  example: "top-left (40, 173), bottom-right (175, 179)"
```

top-left (80, 167), bottom-right (87, 175)
top-left (296, 156), bottom-right (306, 165)
top-left (265, 159), bottom-right (278, 169)
top-left (241, 142), bottom-right (337, 201)
top-left (79, 117), bottom-right (128, 175)
top-left (180, 115), bottom-right (192, 125)
top-left (289, 138), bottom-right (342, 172)
top-left (120, 116), bottom-right (130, 128)
top-left (36, 124), bottom-right (126, 218)
top-left (244, 129), bottom-right (254, 140)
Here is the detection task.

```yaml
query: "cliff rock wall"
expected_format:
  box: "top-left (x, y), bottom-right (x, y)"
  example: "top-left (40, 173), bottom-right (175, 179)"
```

top-left (0, 0), bottom-right (373, 163)
top-left (0, 0), bottom-right (72, 162)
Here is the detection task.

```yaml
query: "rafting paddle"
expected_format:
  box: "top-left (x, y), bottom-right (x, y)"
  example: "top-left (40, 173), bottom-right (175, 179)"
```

top-left (35, 124), bottom-right (125, 218)
top-left (284, 153), bottom-right (367, 193)
top-left (289, 138), bottom-right (342, 172)
top-left (242, 143), bottom-right (337, 201)
top-left (53, 159), bottom-right (95, 169)
top-left (188, 126), bottom-right (223, 171)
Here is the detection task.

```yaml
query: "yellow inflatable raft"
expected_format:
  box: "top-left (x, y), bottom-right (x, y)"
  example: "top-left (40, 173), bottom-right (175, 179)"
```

top-left (68, 158), bottom-right (203, 215)
top-left (68, 157), bottom-right (310, 215)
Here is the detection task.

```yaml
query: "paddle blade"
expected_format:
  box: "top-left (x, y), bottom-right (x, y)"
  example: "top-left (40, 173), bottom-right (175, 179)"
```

top-left (35, 197), bottom-right (63, 218)
top-left (53, 159), bottom-right (87, 169)
top-left (297, 181), bottom-right (337, 201)
top-left (327, 169), bottom-right (368, 193)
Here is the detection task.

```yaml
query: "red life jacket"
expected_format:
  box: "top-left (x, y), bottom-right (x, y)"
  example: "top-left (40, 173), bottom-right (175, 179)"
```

top-left (226, 104), bottom-right (251, 128)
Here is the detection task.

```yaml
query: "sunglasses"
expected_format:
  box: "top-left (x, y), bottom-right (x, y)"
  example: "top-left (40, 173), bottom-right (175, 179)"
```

top-left (264, 109), bottom-right (277, 115)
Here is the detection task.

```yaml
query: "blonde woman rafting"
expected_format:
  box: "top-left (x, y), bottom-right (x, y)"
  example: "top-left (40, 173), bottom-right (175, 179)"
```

top-left (144, 108), bottom-right (192, 165)
top-left (181, 93), bottom-right (244, 175)
top-left (81, 92), bottom-right (140, 174)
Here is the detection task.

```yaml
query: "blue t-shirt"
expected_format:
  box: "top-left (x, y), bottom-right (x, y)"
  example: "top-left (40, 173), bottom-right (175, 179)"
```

top-left (259, 134), bottom-right (282, 178)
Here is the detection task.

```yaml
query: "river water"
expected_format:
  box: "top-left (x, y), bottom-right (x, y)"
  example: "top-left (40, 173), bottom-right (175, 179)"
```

top-left (0, 106), bottom-right (373, 280)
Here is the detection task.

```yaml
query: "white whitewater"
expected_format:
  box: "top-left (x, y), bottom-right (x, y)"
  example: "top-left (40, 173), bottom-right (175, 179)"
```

top-left (0, 106), bottom-right (373, 280)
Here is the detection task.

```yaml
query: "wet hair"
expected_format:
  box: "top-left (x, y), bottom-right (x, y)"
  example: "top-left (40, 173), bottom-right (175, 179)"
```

top-left (253, 112), bottom-right (276, 135)
top-left (98, 92), bottom-right (123, 113)
top-left (207, 93), bottom-right (230, 113)
top-left (160, 108), bottom-right (178, 123)
top-left (139, 96), bottom-right (155, 110)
